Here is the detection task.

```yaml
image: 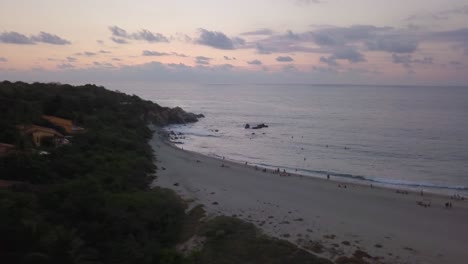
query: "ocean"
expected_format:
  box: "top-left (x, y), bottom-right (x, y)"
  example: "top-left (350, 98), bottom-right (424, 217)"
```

top-left (114, 83), bottom-right (468, 196)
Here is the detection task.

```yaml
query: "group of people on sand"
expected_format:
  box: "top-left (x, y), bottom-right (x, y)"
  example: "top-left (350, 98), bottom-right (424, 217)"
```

top-left (451, 194), bottom-right (465, 201)
top-left (274, 168), bottom-right (289, 177)
top-left (251, 164), bottom-right (292, 176)
top-left (417, 200), bottom-right (431, 208)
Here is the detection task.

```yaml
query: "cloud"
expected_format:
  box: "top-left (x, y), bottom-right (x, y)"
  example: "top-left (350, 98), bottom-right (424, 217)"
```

top-left (195, 28), bottom-right (244, 50)
top-left (427, 28), bottom-right (468, 55)
top-left (109, 26), bottom-right (129, 38)
top-left (255, 43), bottom-right (275, 54)
top-left (0, 31), bottom-right (70, 45)
top-left (276, 56), bottom-right (294, 62)
top-left (391, 54), bottom-right (412, 67)
top-left (142, 50), bottom-right (169, 56)
top-left (392, 54), bottom-right (434, 69)
top-left (195, 56), bottom-right (211, 65)
top-left (108, 25), bottom-right (169, 43)
top-left (366, 37), bottom-right (418, 53)
top-left (283, 30), bottom-right (302, 41)
top-left (133, 29), bottom-right (168, 43)
top-left (75, 51), bottom-right (97, 57)
top-left (142, 50), bottom-right (187, 57)
top-left (309, 25), bottom-right (418, 53)
top-left (99, 50), bottom-right (111, 54)
top-left (219, 64), bottom-right (234, 70)
top-left (319, 56), bottom-right (338, 67)
top-left (331, 46), bottom-right (366, 63)
top-left (431, 28), bottom-right (468, 42)
top-left (429, 28), bottom-right (468, 54)
top-left (57, 63), bottom-right (75, 69)
top-left (318, 46), bottom-right (365, 65)
top-left (111, 37), bottom-right (128, 44)
top-left (247, 59), bottom-right (262, 65)
top-left (0, 31), bottom-right (35, 44)
top-left (224, 56), bottom-right (236, 60)
top-left (31, 32), bottom-right (71, 45)
top-left (0, 57), bottom-right (7, 62)
top-left (392, 54), bottom-right (433, 65)
top-left (172, 52), bottom-right (188, 57)
top-left (246, 26), bottom-right (379, 55)
top-left (232, 37), bottom-right (246, 45)
top-left (3, 59), bottom-right (465, 86)
top-left (247, 25), bottom-right (420, 58)
top-left (311, 25), bottom-right (390, 46)
top-left (241, 28), bottom-right (273, 36)
top-left (93, 61), bottom-right (114, 68)
top-left (66, 56), bottom-right (76, 62)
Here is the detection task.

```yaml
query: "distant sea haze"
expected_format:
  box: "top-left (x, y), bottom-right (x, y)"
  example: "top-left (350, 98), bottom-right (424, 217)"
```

top-left (116, 83), bottom-right (468, 196)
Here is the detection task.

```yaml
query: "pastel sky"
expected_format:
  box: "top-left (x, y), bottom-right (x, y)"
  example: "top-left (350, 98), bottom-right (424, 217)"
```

top-left (1, 0), bottom-right (468, 85)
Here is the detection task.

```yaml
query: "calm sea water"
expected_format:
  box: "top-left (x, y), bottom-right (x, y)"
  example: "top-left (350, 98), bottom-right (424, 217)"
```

top-left (113, 83), bottom-right (468, 196)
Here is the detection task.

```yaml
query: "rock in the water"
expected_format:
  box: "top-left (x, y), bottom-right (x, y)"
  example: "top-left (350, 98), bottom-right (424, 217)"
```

top-left (252, 123), bottom-right (268, 129)
top-left (245, 123), bottom-right (250, 129)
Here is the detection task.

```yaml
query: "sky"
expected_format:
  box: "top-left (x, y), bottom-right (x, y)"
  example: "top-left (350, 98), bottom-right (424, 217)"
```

top-left (1, 0), bottom-right (468, 86)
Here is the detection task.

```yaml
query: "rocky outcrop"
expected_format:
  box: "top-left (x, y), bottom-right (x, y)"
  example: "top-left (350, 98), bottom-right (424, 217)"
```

top-left (245, 123), bottom-right (269, 129)
top-left (251, 123), bottom-right (268, 129)
top-left (165, 107), bottom-right (204, 124)
top-left (147, 106), bottom-right (204, 126)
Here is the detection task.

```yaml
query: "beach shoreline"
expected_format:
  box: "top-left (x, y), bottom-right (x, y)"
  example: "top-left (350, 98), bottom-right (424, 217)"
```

top-left (164, 122), bottom-right (468, 198)
top-left (151, 128), bottom-right (468, 264)
top-left (166, 129), bottom-right (466, 201)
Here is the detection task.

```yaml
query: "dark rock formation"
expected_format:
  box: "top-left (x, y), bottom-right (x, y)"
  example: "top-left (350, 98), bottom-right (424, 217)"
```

top-left (245, 123), bottom-right (250, 129)
top-left (252, 123), bottom-right (268, 129)
top-left (148, 106), bottom-right (204, 126)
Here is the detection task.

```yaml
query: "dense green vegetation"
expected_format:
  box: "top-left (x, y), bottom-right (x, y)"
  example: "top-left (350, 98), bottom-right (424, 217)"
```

top-left (190, 216), bottom-right (332, 264)
top-left (0, 81), bottom-right (190, 263)
top-left (0, 81), bottom-right (331, 264)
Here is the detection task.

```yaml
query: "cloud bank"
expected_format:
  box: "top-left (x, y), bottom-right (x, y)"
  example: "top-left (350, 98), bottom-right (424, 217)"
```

top-left (0, 31), bottom-right (70, 45)
top-left (196, 29), bottom-right (245, 50)
top-left (276, 56), bottom-right (294, 62)
top-left (109, 26), bottom-right (169, 44)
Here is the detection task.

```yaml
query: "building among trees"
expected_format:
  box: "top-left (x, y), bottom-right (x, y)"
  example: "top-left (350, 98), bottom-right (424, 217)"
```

top-left (17, 125), bottom-right (65, 147)
top-left (42, 115), bottom-right (85, 134)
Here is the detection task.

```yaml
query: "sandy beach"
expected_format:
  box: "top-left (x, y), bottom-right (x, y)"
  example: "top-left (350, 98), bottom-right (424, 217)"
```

top-left (150, 131), bottom-right (468, 264)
